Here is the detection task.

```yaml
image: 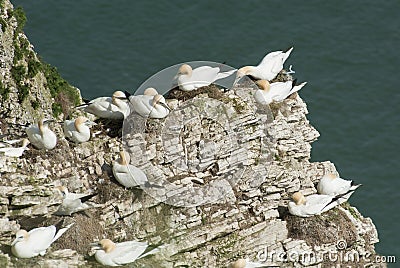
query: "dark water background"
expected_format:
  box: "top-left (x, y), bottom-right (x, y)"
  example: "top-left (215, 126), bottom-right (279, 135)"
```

top-left (11, 0), bottom-right (400, 264)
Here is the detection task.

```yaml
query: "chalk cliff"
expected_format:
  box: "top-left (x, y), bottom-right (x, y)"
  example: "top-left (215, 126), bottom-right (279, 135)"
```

top-left (0, 1), bottom-right (385, 267)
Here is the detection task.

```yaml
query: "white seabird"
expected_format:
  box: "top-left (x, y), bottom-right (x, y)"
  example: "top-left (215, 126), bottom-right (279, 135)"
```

top-left (288, 191), bottom-right (355, 217)
top-left (91, 238), bottom-right (160, 266)
top-left (25, 119), bottom-right (57, 150)
top-left (112, 151), bottom-right (148, 188)
top-left (54, 186), bottom-right (100, 216)
top-left (143, 87), bottom-right (158, 96)
top-left (0, 138), bottom-right (30, 157)
top-left (63, 116), bottom-right (95, 143)
top-left (253, 79), bottom-right (307, 105)
top-left (77, 91), bottom-right (130, 119)
top-left (11, 223), bottom-right (74, 258)
top-left (174, 64), bottom-right (235, 91)
top-left (126, 89), bottom-right (170, 119)
top-left (317, 173), bottom-right (361, 196)
top-left (236, 47), bottom-right (294, 82)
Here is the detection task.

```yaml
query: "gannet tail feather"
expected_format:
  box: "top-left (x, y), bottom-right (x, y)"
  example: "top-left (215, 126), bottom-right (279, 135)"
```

top-left (350, 181), bottom-right (362, 191)
top-left (137, 245), bottom-right (165, 260)
top-left (79, 193), bottom-right (98, 203)
top-left (321, 189), bottom-right (356, 211)
top-left (291, 81), bottom-right (307, 95)
top-left (82, 98), bottom-right (91, 104)
top-left (75, 103), bottom-right (89, 109)
top-left (52, 223), bottom-right (74, 243)
top-left (284, 46), bottom-right (294, 62)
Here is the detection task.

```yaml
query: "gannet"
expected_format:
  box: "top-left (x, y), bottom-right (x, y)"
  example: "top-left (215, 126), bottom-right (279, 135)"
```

top-left (174, 64), bottom-right (235, 91)
top-left (288, 191), bottom-right (355, 217)
top-left (143, 87), bottom-right (158, 96)
top-left (254, 79), bottom-right (307, 105)
top-left (317, 173), bottom-right (361, 196)
top-left (0, 138), bottom-right (30, 157)
top-left (63, 116), bottom-right (95, 143)
top-left (126, 89), bottom-right (170, 119)
top-left (91, 239), bottom-right (160, 266)
top-left (25, 119), bottom-right (57, 150)
top-left (11, 223), bottom-right (74, 258)
top-left (112, 151), bottom-right (148, 188)
top-left (77, 91), bottom-right (130, 119)
top-left (236, 47), bottom-right (294, 82)
top-left (54, 186), bottom-right (100, 216)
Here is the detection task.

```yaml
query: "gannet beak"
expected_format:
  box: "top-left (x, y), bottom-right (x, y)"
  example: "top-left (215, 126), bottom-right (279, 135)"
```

top-left (159, 102), bottom-right (171, 111)
top-left (85, 120), bottom-right (97, 127)
top-left (11, 238), bottom-right (18, 246)
top-left (90, 242), bottom-right (101, 249)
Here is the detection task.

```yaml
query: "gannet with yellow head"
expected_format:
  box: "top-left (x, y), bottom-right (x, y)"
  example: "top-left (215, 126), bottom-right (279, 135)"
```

top-left (175, 64), bottom-right (235, 91)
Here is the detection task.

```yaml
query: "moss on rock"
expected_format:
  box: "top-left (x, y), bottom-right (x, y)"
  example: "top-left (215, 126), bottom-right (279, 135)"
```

top-left (8, 6), bottom-right (26, 35)
top-left (5, 4), bottom-right (81, 116)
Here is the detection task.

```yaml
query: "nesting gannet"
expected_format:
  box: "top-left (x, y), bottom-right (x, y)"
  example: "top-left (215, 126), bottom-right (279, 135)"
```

top-left (228, 258), bottom-right (266, 268)
top-left (288, 191), bottom-right (355, 217)
top-left (63, 116), bottom-right (95, 143)
top-left (91, 239), bottom-right (160, 266)
top-left (54, 186), bottom-right (100, 216)
top-left (254, 79), bottom-right (307, 105)
top-left (143, 87), bottom-right (159, 96)
top-left (112, 151), bottom-right (148, 188)
top-left (25, 119), bottom-right (57, 150)
top-left (77, 91), bottom-right (130, 119)
top-left (0, 138), bottom-right (30, 157)
top-left (126, 90), bottom-right (170, 119)
top-left (317, 173), bottom-right (361, 196)
top-left (11, 223), bottom-right (74, 258)
top-left (174, 64), bottom-right (235, 91)
top-left (236, 47), bottom-right (294, 82)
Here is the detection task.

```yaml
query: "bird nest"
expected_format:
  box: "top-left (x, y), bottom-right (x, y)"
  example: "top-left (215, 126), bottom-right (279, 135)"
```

top-left (284, 206), bottom-right (357, 247)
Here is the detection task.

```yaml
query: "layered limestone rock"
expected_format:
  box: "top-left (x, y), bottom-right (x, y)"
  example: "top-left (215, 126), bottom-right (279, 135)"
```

top-left (0, 1), bottom-right (385, 267)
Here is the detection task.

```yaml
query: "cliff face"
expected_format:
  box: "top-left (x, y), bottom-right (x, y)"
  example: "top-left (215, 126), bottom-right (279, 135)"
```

top-left (0, 1), bottom-right (384, 267)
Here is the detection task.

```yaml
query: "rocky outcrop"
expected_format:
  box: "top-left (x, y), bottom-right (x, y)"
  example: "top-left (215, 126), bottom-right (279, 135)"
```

top-left (0, 1), bottom-right (384, 267)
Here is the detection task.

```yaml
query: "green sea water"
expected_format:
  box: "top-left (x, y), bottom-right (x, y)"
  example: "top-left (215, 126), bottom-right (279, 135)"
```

top-left (11, 0), bottom-right (400, 265)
